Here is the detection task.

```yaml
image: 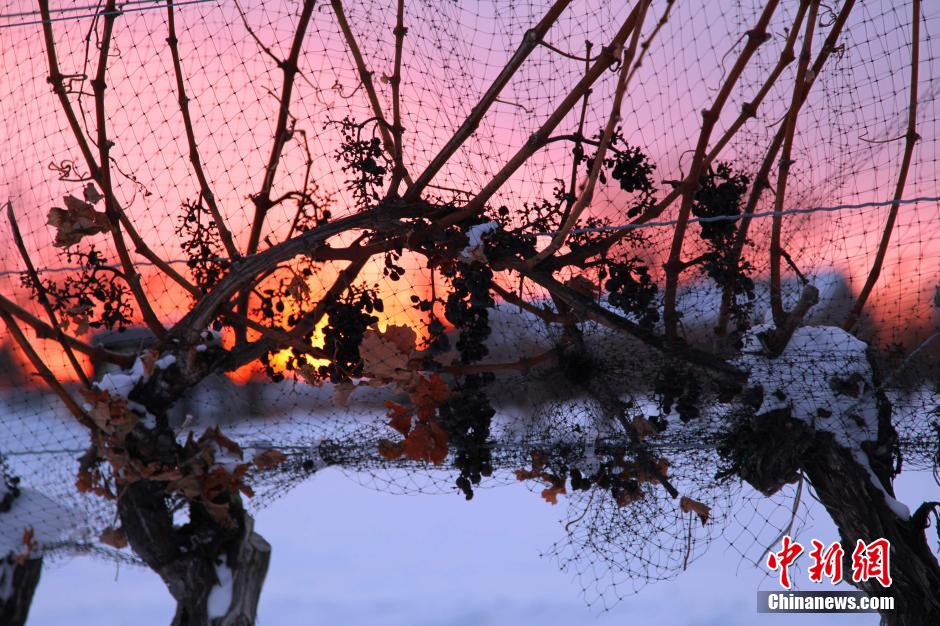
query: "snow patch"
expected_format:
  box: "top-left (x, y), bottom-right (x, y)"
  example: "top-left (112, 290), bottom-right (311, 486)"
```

top-left (155, 354), bottom-right (177, 369)
top-left (127, 401), bottom-right (157, 429)
top-left (207, 555), bottom-right (233, 619)
top-left (94, 356), bottom-right (147, 398)
top-left (460, 222), bottom-right (499, 263)
top-left (735, 325), bottom-right (910, 519)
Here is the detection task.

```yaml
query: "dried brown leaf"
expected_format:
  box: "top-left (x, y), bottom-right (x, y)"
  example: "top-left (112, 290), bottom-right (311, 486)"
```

top-left (360, 329), bottom-right (411, 380)
top-left (47, 195), bottom-right (110, 247)
top-left (286, 274), bottom-right (310, 301)
top-left (680, 496), bottom-right (711, 526)
top-left (83, 183), bottom-right (104, 204)
top-left (252, 449), bottom-right (288, 470)
top-left (402, 420), bottom-right (448, 465)
top-left (99, 526), bottom-right (128, 549)
top-left (632, 415), bottom-right (659, 439)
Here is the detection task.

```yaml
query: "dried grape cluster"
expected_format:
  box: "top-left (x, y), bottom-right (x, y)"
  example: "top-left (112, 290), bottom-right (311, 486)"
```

top-left (585, 129), bottom-right (657, 218)
top-left (602, 258), bottom-right (659, 329)
top-left (654, 364), bottom-right (702, 423)
top-left (317, 288), bottom-right (382, 383)
top-left (21, 246), bottom-right (135, 333)
top-left (175, 196), bottom-right (232, 294)
top-left (332, 116), bottom-right (388, 208)
top-left (439, 259), bottom-right (497, 498)
top-left (691, 163), bottom-right (755, 326)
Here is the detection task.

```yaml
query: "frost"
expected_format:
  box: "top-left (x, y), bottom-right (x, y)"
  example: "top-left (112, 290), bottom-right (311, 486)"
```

top-left (735, 325), bottom-right (910, 519)
top-left (460, 221), bottom-right (499, 263)
top-left (206, 555), bottom-right (233, 619)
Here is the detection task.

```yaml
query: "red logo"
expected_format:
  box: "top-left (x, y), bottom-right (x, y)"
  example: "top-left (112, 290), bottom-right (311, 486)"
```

top-left (766, 535), bottom-right (804, 589)
top-left (767, 536), bottom-right (892, 588)
top-left (808, 540), bottom-right (844, 584)
top-left (851, 538), bottom-right (892, 588)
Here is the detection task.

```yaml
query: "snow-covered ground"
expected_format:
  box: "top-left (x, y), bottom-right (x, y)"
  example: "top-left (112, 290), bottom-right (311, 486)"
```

top-left (25, 467), bottom-right (938, 626)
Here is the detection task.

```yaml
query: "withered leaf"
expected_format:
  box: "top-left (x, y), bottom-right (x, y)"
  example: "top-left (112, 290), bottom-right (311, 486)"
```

top-left (541, 477), bottom-right (566, 505)
top-left (200, 426), bottom-right (243, 460)
top-left (377, 439), bottom-right (404, 461)
top-left (381, 324), bottom-right (417, 355)
top-left (401, 420), bottom-right (448, 465)
top-left (139, 350), bottom-right (158, 378)
top-left (47, 195), bottom-right (110, 247)
top-left (360, 328), bottom-right (412, 380)
top-left (167, 475), bottom-right (203, 499)
top-left (64, 303), bottom-right (93, 335)
top-left (99, 526), bottom-right (128, 549)
top-left (632, 415), bottom-right (659, 439)
top-left (286, 274), bottom-right (310, 301)
top-left (680, 496), bottom-right (711, 526)
top-left (14, 528), bottom-right (38, 565)
top-left (79, 388), bottom-right (138, 439)
top-left (83, 182), bottom-right (104, 204)
top-left (252, 449), bottom-right (288, 470)
top-left (409, 373), bottom-right (449, 408)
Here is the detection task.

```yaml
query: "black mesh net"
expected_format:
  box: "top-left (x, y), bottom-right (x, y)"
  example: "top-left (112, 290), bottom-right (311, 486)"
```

top-left (0, 0), bottom-right (938, 608)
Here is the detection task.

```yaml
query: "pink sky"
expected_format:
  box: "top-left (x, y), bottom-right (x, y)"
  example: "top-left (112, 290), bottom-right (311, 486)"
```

top-left (0, 0), bottom-right (938, 381)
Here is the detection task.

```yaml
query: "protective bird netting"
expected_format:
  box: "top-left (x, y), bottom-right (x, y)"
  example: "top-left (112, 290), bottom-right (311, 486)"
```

top-left (0, 0), bottom-right (938, 609)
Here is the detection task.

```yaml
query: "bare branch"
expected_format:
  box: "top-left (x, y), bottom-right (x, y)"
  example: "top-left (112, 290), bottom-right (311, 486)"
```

top-left (7, 201), bottom-right (90, 386)
top-left (714, 0), bottom-right (857, 334)
top-left (165, 0), bottom-right (239, 260)
top-left (0, 293), bottom-right (133, 368)
top-left (441, 3), bottom-right (646, 226)
top-left (329, 0), bottom-right (414, 188)
top-left (769, 0), bottom-right (820, 325)
top-left (237, 0), bottom-right (318, 342)
top-left (547, 0), bottom-right (811, 271)
top-left (173, 207), bottom-right (411, 339)
top-left (516, 265), bottom-right (747, 383)
top-left (661, 0), bottom-right (781, 338)
top-left (843, 0), bottom-right (921, 331)
top-left (248, 0), bottom-right (317, 251)
top-left (0, 308), bottom-right (91, 426)
top-left (388, 0), bottom-right (407, 193)
top-left (39, 0), bottom-right (193, 322)
top-left (404, 0), bottom-right (574, 201)
top-left (523, 0), bottom-right (650, 268)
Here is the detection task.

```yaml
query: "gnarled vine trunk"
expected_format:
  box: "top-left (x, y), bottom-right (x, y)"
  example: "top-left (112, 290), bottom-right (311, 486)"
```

top-left (803, 438), bottom-right (940, 626)
top-left (118, 481), bottom-right (270, 626)
top-left (0, 556), bottom-right (42, 626)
